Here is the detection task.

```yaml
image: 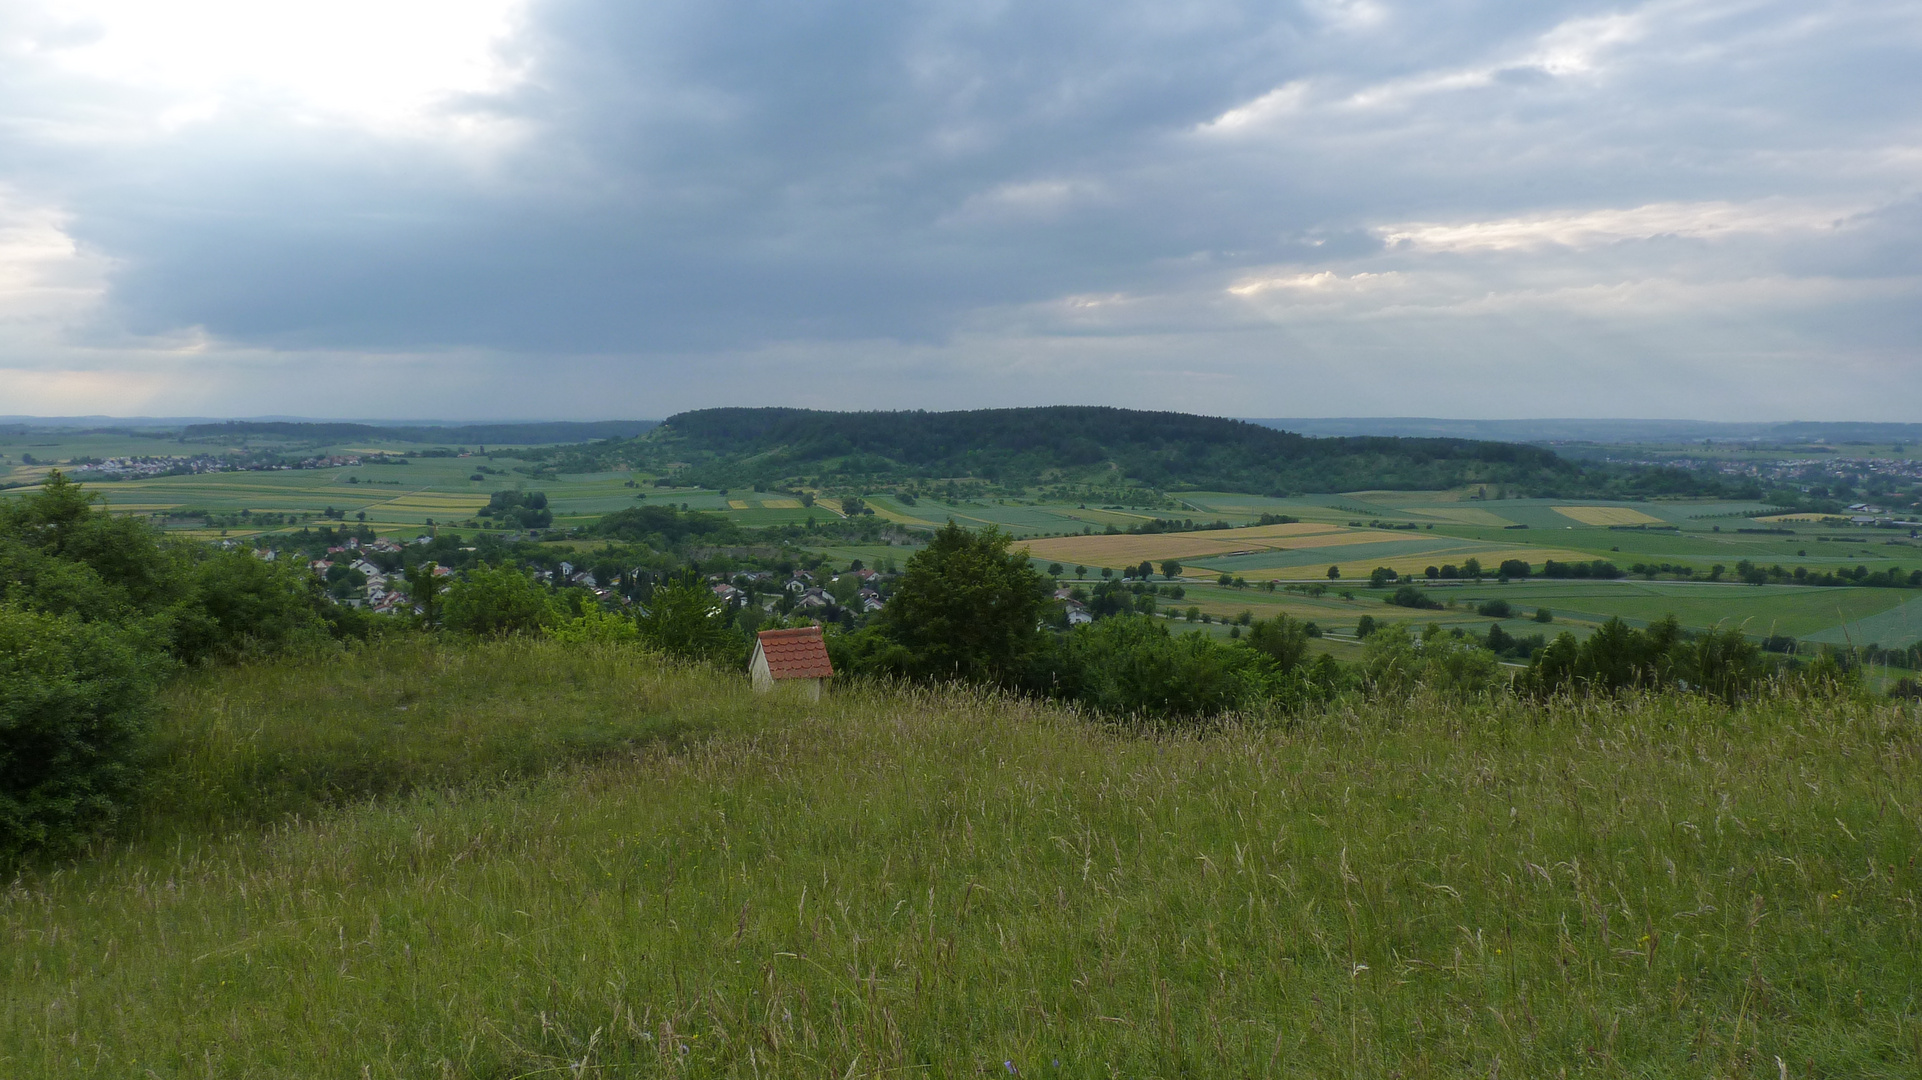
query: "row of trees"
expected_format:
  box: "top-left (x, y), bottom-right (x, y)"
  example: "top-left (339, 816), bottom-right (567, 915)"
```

top-left (817, 523), bottom-right (1840, 723)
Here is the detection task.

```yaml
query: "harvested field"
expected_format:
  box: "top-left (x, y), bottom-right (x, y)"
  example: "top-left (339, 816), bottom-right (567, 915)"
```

top-left (1552, 504), bottom-right (1664, 526)
top-left (1019, 522), bottom-right (1356, 567)
top-left (1404, 506), bottom-right (1517, 527)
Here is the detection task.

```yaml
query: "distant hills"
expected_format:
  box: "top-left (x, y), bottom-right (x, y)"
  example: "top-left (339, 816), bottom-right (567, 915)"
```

top-left (1253, 418), bottom-right (1922, 445)
top-left (538, 406), bottom-right (1602, 496)
top-left (177, 420), bottom-right (659, 445)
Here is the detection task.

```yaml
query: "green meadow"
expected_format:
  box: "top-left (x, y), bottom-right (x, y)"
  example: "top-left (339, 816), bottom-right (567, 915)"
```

top-left (5, 639), bottom-right (1919, 1078)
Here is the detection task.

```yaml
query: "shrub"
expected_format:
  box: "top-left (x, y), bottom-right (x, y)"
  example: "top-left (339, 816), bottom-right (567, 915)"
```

top-left (1360, 622), bottom-right (1500, 697)
top-left (477, 490), bottom-right (552, 530)
top-left (636, 576), bottom-right (742, 665)
top-left (545, 607), bottom-right (642, 645)
top-left (1475, 599), bottom-right (1512, 619)
top-left (1053, 615), bottom-right (1261, 721)
top-left (1388, 586), bottom-right (1442, 610)
top-left (0, 607), bottom-right (162, 858)
top-left (167, 552), bottom-right (333, 663)
top-left (1244, 614), bottom-right (1311, 672)
top-left (442, 566), bottom-right (557, 637)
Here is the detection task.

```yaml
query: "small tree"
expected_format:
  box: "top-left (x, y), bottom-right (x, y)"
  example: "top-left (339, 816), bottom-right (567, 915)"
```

top-left (405, 562), bottom-right (445, 627)
top-left (864, 522), bottom-right (1049, 685)
top-left (1161, 560), bottom-right (1182, 580)
top-left (441, 566), bottom-right (555, 637)
top-left (1327, 565), bottom-right (1340, 580)
top-left (637, 575), bottom-right (741, 665)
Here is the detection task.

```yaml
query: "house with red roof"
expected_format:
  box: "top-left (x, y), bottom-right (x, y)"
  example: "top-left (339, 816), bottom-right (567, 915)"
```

top-left (749, 626), bottom-right (835, 699)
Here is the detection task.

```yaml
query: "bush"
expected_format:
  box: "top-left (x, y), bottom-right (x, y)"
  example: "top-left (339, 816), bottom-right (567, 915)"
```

top-left (1053, 615), bottom-right (1262, 721)
top-left (477, 490), bottom-right (552, 530)
top-left (1244, 614), bottom-right (1311, 673)
top-left (1476, 599), bottom-right (1512, 619)
top-left (1388, 586), bottom-right (1443, 610)
top-left (1359, 623), bottom-right (1500, 697)
top-left (636, 576), bottom-right (742, 665)
top-left (167, 552), bottom-right (333, 663)
top-left (0, 607), bottom-right (162, 858)
top-left (442, 566), bottom-right (556, 637)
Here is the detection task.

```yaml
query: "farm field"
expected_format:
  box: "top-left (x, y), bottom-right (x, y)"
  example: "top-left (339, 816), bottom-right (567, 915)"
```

top-left (6, 430), bottom-right (1918, 645)
top-left (5, 641), bottom-right (1917, 1077)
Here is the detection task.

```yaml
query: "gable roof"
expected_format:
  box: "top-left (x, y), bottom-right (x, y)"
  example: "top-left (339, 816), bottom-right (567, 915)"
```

top-left (755, 626), bottom-right (835, 680)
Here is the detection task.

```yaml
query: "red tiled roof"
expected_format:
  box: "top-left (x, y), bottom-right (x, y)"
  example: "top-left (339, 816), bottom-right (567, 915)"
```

top-left (756, 626), bottom-right (835, 680)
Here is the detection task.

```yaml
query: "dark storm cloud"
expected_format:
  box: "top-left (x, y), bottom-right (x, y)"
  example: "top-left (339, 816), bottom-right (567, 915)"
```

top-left (3, 0), bottom-right (1919, 418)
top-left (49, 0), bottom-right (1613, 350)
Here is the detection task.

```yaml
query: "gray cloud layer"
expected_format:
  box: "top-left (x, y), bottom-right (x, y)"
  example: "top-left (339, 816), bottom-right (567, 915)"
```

top-left (2, 0), bottom-right (1918, 418)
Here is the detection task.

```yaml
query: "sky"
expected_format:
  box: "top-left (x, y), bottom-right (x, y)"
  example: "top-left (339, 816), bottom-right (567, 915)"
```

top-left (0, 0), bottom-right (1918, 421)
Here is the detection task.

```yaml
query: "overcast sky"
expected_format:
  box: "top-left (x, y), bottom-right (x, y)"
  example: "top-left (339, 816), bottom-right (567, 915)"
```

top-left (1, 0), bottom-right (1918, 420)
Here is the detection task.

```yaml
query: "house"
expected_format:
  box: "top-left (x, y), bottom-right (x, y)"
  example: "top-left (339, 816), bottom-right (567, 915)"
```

top-left (796, 587), bottom-right (834, 609)
top-left (712, 583), bottom-right (743, 603)
top-left (858, 589), bottom-right (885, 613)
top-left (748, 626), bottom-right (834, 699)
top-left (350, 559), bottom-right (382, 578)
top-left (1064, 600), bottom-right (1093, 626)
top-left (252, 548), bottom-right (277, 562)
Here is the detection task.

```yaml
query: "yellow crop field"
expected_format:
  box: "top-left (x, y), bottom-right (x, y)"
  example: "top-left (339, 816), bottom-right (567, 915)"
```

top-left (760, 498), bottom-right (803, 509)
top-left (863, 501), bottom-right (935, 527)
top-left (1019, 522), bottom-right (1369, 567)
top-left (1553, 505), bottom-right (1664, 526)
top-left (728, 499), bottom-right (750, 509)
top-left (377, 495), bottom-right (486, 514)
top-left (1755, 512), bottom-right (1844, 524)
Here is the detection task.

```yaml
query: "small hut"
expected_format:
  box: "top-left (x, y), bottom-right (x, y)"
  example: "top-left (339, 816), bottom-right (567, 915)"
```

top-left (749, 626), bottom-right (835, 699)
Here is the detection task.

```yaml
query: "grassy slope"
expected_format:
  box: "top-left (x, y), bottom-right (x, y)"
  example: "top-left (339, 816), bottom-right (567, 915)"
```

top-left (5, 642), bottom-right (1920, 1078)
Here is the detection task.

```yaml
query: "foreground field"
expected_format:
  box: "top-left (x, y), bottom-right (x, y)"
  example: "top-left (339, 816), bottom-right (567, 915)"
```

top-left (4, 642), bottom-right (1919, 1078)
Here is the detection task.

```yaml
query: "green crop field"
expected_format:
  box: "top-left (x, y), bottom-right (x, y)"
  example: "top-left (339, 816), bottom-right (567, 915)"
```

top-left (5, 640), bottom-right (1918, 1078)
top-left (6, 430), bottom-right (1919, 645)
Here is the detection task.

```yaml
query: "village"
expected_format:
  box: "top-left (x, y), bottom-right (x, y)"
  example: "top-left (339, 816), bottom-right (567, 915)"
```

top-left (283, 533), bottom-right (896, 621)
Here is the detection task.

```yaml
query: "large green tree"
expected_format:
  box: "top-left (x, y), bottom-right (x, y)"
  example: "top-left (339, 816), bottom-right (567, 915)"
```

top-left (867, 522), bottom-right (1050, 685)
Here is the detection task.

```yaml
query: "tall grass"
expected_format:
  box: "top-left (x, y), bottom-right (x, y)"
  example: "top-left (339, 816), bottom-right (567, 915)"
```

top-left (4, 640), bottom-right (1919, 1077)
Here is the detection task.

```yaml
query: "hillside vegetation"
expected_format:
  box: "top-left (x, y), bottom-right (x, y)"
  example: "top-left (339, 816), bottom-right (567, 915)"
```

top-left (4, 639), bottom-right (1917, 1078)
top-left (531, 407), bottom-right (1618, 495)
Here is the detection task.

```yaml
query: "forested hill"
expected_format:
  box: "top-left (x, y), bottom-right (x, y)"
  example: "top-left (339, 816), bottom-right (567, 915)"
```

top-left (542, 406), bottom-right (1606, 495)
